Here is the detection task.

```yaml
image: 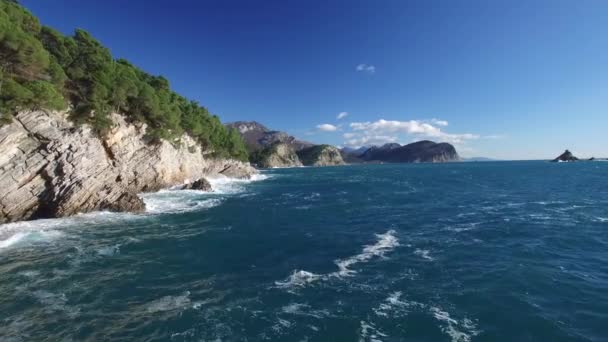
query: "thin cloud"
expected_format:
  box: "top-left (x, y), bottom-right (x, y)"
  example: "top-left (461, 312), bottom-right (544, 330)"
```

top-left (356, 64), bottom-right (376, 74)
top-left (430, 118), bottom-right (448, 126)
top-left (347, 119), bottom-right (479, 145)
top-left (316, 123), bottom-right (338, 132)
top-left (336, 112), bottom-right (348, 120)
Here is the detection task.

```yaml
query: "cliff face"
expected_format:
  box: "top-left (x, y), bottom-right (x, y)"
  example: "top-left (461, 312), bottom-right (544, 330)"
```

top-left (257, 143), bottom-right (303, 168)
top-left (297, 145), bottom-right (345, 166)
top-left (225, 121), bottom-right (313, 153)
top-left (0, 110), bottom-right (256, 223)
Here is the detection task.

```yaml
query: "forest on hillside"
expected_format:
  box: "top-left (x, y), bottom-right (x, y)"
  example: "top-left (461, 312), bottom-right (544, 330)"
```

top-left (0, 0), bottom-right (248, 161)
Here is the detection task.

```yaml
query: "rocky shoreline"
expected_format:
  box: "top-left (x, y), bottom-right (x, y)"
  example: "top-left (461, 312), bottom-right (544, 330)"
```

top-left (0, 110), bottom-right (256, 224)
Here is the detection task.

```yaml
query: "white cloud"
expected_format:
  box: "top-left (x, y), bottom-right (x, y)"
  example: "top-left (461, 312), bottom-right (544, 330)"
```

top-left (356, 64), bottom-right (376, 74)
top-left (343, 132), bottom-right (356, 139)
top-left (336, 112), bottom-right (349, 120)
top-left (345, 135), bottom-right (398, 147)
top-left (431, 118), bottom-right (448, 126)
top-left (348, 119), bottom-right (479, 145)
top-left (316, 123), bottom-right (338, 132)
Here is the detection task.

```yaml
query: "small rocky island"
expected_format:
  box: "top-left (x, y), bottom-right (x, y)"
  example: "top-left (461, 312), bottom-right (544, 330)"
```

top-left (552, 150), bottom-right (579, 162)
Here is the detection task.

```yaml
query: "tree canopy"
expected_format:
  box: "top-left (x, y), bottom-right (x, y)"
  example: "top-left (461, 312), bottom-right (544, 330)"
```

top-left (0, 0), bottom-right (248, 161)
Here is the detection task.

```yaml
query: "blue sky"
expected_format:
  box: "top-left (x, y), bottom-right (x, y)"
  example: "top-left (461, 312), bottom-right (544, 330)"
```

top-left (22, 0), bottom-right (608, 159)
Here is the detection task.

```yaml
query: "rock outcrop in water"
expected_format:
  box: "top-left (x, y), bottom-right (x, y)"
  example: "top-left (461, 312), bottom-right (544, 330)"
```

top-left (182, 178), bottom-right (212, 191)
top-left (0, 110), bottom-right (256, 223)
top-left (552, 150), bottom-right (579, 162)
top-left (296, 145), bottom-right (345, 166)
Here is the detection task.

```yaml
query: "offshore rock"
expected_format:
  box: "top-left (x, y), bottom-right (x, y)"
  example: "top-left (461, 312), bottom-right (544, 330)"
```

top-left (552, 150), bottom-right (579, 162)
top-left (0, 110), bottom-right (256, 223)
top-left (183, 178), bottom-right (212, 191)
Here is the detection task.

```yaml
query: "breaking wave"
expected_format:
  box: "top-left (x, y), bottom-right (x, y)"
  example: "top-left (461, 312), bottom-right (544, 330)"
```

top-left (276, 230), bottom-right (399, 288)
top-left (0, 174), bottom-right (269, 251)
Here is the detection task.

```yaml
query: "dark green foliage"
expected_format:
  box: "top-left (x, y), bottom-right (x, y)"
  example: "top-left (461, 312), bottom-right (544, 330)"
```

top-left (296, 144), bottom-right (331, 165)
top-left (0, 0), bottom-right (67, 121)
top-left (0, 0), bottom-right (247, 161)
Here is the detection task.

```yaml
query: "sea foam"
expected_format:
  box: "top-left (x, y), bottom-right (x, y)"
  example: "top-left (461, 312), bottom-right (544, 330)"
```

top-left (0, 174), bottom-right (269, 251)
top-left (276, 230), bottom-right (400, 288)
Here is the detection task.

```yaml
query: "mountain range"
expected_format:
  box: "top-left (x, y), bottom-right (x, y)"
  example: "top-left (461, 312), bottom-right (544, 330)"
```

top-left (226, 121), bottom-right (461, 167)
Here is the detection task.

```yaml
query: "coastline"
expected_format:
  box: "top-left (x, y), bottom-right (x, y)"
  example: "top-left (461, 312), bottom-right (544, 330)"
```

top-left (0, 110), bottom-right (258, 224)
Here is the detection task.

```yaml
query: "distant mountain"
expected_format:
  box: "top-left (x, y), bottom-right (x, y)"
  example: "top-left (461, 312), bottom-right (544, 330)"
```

top-left (227, 121), bottom-right (344, 167)
top-left (225, 121), bottom-right (313, 153)
top-left (339, 146), bottom-right (371, 163)
top-left (358, 141), bottom-right (459, 163)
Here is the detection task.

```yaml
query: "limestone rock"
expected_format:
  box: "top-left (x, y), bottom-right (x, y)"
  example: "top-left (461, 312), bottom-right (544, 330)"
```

top-left (0, 110), bottom-right (256, 223)
top-left (297, 145), bottom-right (345, 166)
top-left (256, 143), bottom-right (303, 168)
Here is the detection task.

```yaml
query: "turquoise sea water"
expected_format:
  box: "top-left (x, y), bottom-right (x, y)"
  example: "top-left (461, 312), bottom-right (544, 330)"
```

top-left (1, 162), bottom-right (607, 341)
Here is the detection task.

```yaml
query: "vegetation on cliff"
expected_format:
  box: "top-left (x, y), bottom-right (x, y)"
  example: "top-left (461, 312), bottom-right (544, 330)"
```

top-left (0, 0), bottom-right (247, 161)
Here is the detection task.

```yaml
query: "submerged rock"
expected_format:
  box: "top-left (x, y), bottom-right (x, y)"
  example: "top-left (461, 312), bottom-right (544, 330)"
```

top-left (552, 150), bottom-right (579, 162)
top-left (0, 110), bottom-right (256, 223)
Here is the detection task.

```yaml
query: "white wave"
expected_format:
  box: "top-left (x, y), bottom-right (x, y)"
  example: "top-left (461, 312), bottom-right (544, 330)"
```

top-left (430, 307), bottom-right (479, 342)
top-left (146, 291), bottom-right (191, 313)
top-left (373, 291), bottom-right (424, 318)
top-left (276, 230), bottom-right (399, 289)
top-left (0, 173), bottom-right (270, 251)
top-left (275, 270), bottom-right (323, 288)
top-left (595, 217), bottom-right (608, 223)
top-left (281, 303), bottom-right (329, 319)
top-left (0, 229), bottom-right (64, 251)
top-left (335, 230), bottom-right (400, 276)
top-left (414, 249), bottom-right (434, 261)
top-left (207, 173), bottom-right (269, 195)
top-left (140, 190), bottom-right (222, 214)
top-left (97, 244), bottom-right (120, 257)
top-left (445, 222), bottom-right (481, 232)
top-left (359, 320), bottom-right (387, 342)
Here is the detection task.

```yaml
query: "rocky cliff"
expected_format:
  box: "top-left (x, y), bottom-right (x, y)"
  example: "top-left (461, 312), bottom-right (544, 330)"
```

top-left (0, 110), bottom-right (256, 223)
top-left (256, 143), bottom-right (303, 168)
top-left (225, 121), bottom-right (313, 152)
top-left (297, 145), bottom-right (345, 166)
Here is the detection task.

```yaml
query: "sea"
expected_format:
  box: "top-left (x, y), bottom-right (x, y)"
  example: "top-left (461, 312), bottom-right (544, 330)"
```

top-left (0, 161), bottom-right (607, 341)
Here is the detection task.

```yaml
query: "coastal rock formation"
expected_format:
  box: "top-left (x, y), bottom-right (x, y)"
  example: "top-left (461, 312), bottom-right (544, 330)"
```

top-left (359, 141), bottom-right (459, 163)
top-left (256, 143), bottom-right (303, 168)
top-left (182, 178), bottom-right (212, 191)
top-left (225, 121), bottom-right (312, 152)
top-left (552, 150), bottom-right (579, 162)
top-left (0, 110), bottom-right (256, 223)
top-left (297, 145), bottom-right (345, 166)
